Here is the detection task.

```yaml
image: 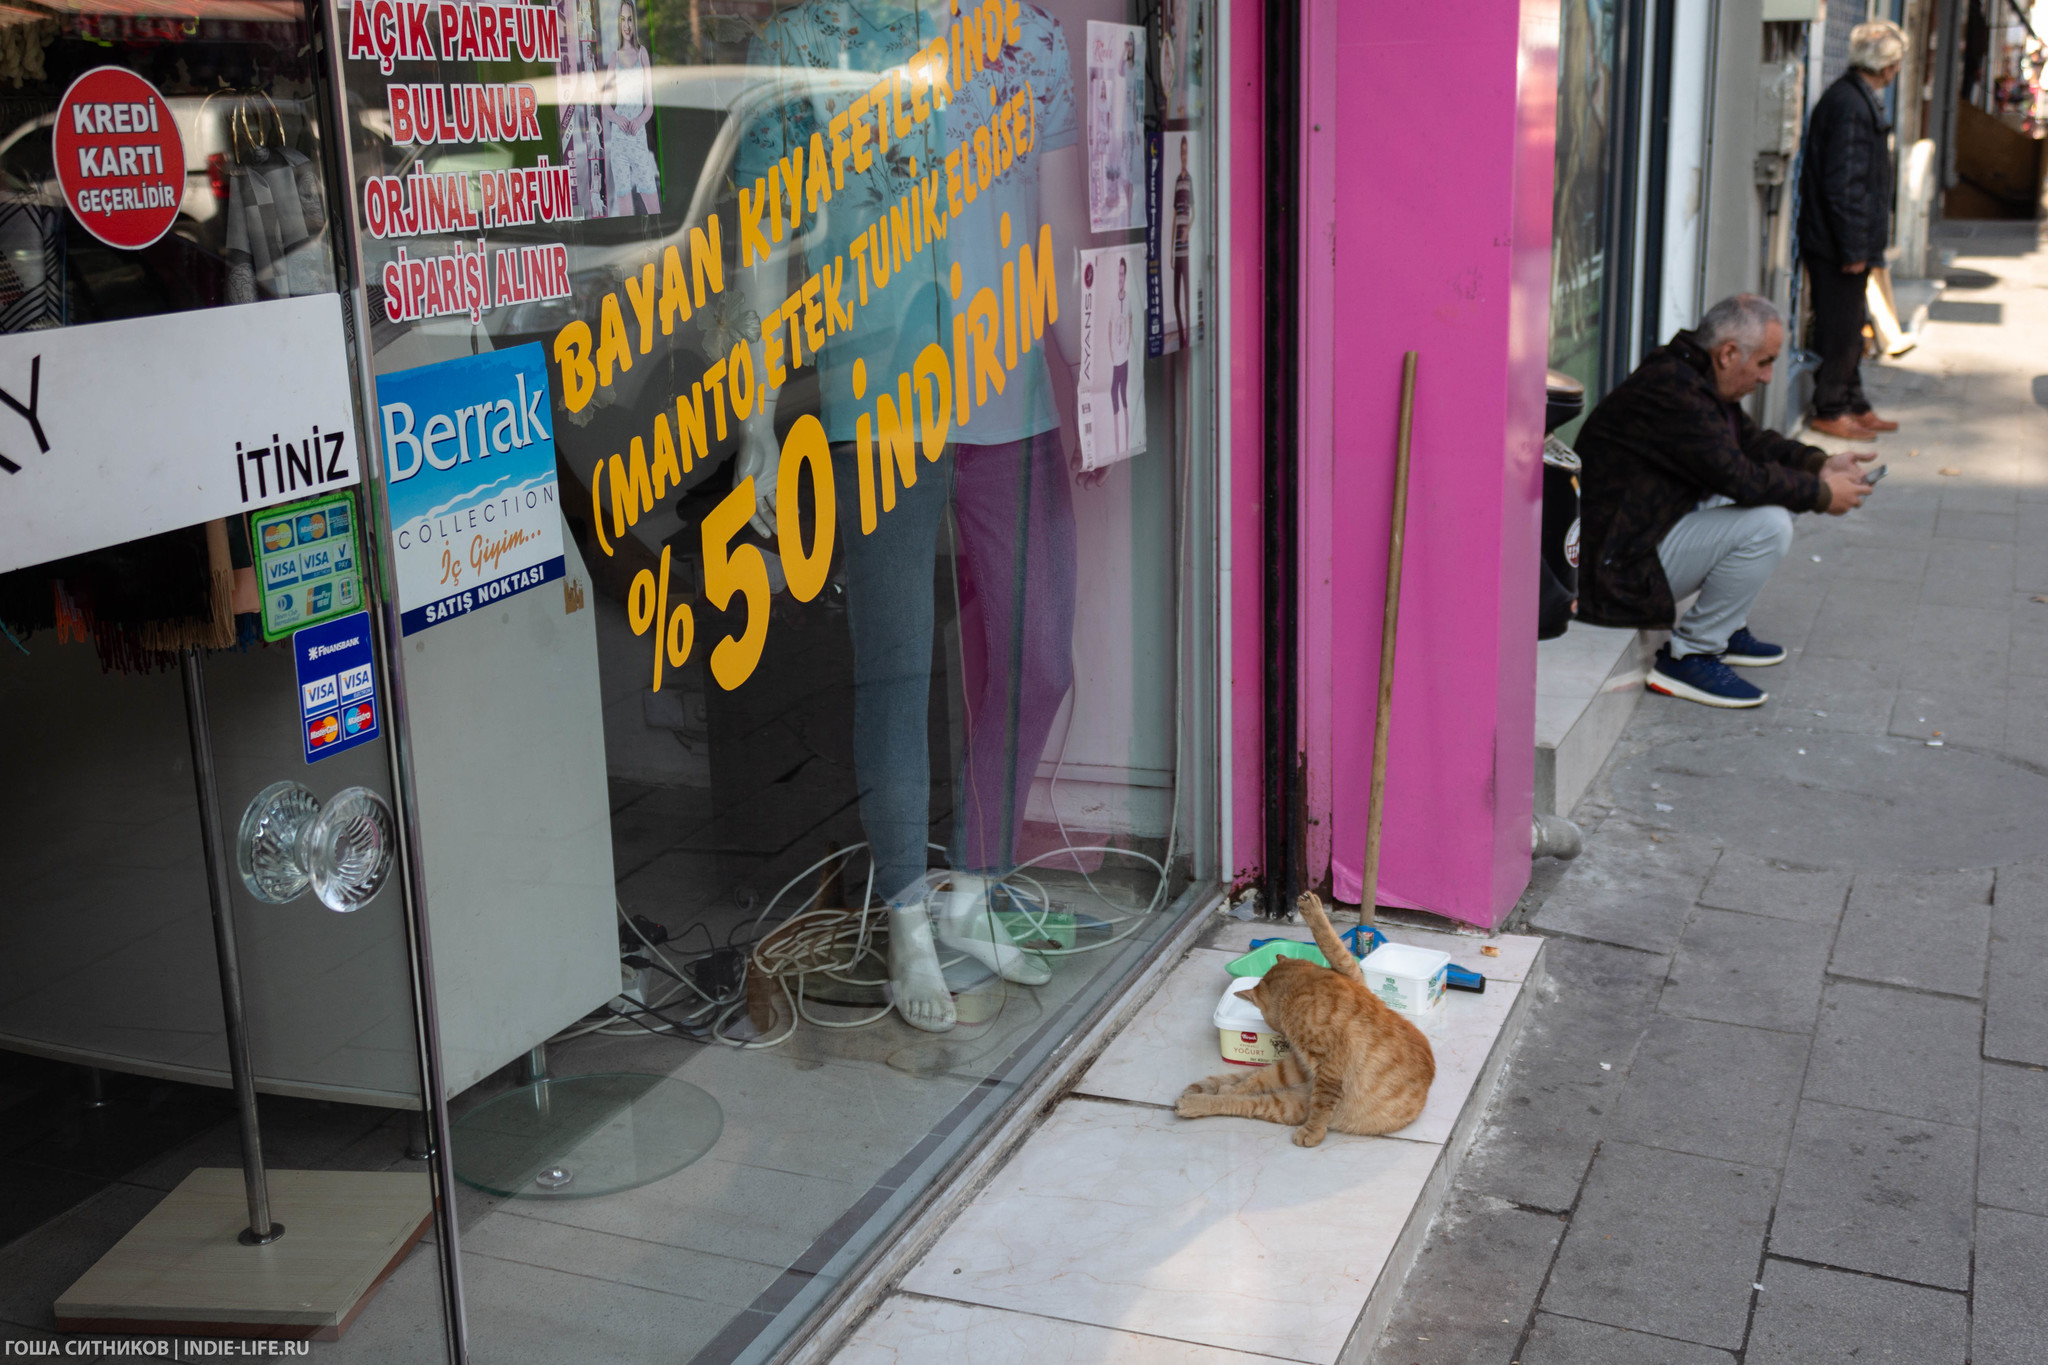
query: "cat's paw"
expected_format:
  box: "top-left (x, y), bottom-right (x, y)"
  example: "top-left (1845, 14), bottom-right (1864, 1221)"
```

top-left (1175, 1093), bottom-right (1214, 1119)
top-left (1292, 1123), bottom-right (1327, 1148)
top-left (1183, 1076), bottom-right (1226, 1096)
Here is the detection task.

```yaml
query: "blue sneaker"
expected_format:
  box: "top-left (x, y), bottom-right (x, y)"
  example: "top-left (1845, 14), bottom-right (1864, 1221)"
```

top-left (1722, 627), bottom-right (1786, 667)
top-left (1647, 646), bottom-right (1767, 708)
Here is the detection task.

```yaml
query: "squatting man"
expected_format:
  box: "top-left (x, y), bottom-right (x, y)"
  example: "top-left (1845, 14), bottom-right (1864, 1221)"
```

top-left (1574, 294), bottom-right (1876, 708)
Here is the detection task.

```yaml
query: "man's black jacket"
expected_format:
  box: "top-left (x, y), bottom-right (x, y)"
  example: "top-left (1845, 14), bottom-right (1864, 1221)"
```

top-left (1574, 331), bottom-right (1831, 628)
top-left (1797, 71), bottom-right (1893, 267)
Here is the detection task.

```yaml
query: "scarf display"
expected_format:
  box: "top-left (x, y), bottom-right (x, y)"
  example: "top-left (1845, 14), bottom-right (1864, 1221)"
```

top-left (0, 520), bottom-right (242, 673)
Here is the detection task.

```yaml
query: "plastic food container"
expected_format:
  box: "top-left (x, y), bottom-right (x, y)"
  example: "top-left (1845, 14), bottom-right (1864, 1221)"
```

top-left (1213, 976), bottom-right (1291, 1066)
top-left (1360, 943), bottom-right (1451, 1017)
top-left (1222, 925), bottom-right (1386, 979)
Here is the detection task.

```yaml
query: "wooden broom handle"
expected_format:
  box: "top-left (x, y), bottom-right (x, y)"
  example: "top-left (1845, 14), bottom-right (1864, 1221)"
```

top-left (1360, 351), bottom-right (1417, 926)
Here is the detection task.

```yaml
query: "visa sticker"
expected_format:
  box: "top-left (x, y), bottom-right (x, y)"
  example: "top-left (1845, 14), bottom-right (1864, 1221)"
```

top-left (301, 674), bottom-right (338, 713)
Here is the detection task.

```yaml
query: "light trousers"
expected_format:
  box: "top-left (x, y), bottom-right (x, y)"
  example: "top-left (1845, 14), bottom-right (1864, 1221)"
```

top-left (1657, 499), bottom-right (1796, 659)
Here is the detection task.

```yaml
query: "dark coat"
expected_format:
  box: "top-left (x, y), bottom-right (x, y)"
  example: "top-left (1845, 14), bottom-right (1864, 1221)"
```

top-left (1574, 331), bottom-right (1831, 628)
top-left (1797, 71), bottom-right (1893, 267)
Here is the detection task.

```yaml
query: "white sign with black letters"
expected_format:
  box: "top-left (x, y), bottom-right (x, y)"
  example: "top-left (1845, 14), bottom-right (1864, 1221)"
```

top-left (0, 293), bottom-right (361, 575)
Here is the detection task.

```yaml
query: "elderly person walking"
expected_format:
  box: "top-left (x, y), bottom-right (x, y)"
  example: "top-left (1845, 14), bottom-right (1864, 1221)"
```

top-left (1799, 20), bottom-right (1909, 438)
top-left (1576, 295), bottom-right (1876, 708)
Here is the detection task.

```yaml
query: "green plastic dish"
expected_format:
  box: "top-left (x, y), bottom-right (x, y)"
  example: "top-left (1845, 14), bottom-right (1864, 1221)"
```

top-left (1224, 939), bottom-right (1334, 978)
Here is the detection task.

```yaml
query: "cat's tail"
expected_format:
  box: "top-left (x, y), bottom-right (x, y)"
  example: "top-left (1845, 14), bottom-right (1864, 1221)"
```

top-left (1296, 892), bottom-right (1364, 982)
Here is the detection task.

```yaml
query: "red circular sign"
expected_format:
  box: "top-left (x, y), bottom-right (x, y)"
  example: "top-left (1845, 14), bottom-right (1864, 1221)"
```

top-left (53, 66), bottom-right (184, 250)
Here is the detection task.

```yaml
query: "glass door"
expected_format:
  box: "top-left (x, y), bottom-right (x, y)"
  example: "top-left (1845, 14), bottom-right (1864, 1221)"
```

top-left (0, 6), bottom-right (457, 1357)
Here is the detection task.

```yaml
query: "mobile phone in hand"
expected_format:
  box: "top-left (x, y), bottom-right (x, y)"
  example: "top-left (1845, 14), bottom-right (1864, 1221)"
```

top-left (1864, 464), bottom-right (1887, 487)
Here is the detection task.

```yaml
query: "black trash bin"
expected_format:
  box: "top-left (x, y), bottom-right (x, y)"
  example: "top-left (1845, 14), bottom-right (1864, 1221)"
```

top-left (1539, 370), bottom-right (1585, 640)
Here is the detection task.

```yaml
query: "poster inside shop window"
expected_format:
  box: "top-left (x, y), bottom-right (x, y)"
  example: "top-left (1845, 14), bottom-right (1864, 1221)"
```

top-left (1158, 0), bottom-right (1205, 121)
top-left (1085, 21), bottom-right (1146, 233)
top-left (1146, 129), bottom-right (1202, 356)
top-left (556, 0), bottom-right (662, 220)
top-left (1076, 243), bottom-right (1146, 470)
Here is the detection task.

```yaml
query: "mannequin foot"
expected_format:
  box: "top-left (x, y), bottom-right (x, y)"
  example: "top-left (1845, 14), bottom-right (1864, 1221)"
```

top-left (887, 905), bottom-right (955, 1033)
top-left (935, 874), bottom-right (1053, 987)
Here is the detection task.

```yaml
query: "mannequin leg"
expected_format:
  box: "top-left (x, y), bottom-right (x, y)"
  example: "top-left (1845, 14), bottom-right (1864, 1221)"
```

top-left (944, 433), bottom-right (1079, 984)
top-left (834, 442), bottom-right (955, 1030)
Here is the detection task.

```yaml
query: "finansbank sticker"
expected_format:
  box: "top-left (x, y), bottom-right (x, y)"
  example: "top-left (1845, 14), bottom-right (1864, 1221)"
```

top-left (295, 611), bottom-right (380, 764)
top-left (376, 342), bottom-right (563, 635)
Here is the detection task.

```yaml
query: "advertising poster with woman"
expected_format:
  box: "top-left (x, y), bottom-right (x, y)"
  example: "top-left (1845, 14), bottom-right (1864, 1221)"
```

top-left (1076, 243), bottom-right (1147, 469)
top-left (1158, 0), bottom-right (1204, 121)
top-left (555, 0), bottom-right (662, 219)
top-left (1086, 20), bottom-right (1145, 232)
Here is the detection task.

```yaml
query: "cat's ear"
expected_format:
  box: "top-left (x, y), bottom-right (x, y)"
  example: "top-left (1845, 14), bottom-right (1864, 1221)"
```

top-left (1234, 987), bottom-right (1260, 1004)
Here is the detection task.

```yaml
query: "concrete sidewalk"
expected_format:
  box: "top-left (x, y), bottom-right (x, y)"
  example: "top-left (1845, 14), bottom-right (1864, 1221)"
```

top-left (1374, 221), bottom-right (2048, 1365)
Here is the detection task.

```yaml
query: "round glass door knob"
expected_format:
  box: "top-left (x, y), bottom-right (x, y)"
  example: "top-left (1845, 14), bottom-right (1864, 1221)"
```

top-left (235, 782), bottom-right (397, 912)
top-left (236, 781), bottom-right (320, 904)
top-left (306, 786), bottom-right (396, 913)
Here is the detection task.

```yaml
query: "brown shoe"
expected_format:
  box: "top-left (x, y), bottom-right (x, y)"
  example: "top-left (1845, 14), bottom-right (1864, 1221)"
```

top-left (1808, 415), bottom-right (1868, 438)
top-left (1852, 411), bottom-right (1900, 432)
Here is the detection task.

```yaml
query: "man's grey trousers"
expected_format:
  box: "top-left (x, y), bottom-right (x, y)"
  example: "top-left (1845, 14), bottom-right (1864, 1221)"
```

top-left (1657, 498), bottom-right (1796, 659)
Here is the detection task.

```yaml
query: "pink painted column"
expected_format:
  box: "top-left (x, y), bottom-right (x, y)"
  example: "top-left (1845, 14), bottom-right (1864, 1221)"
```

top-left (1302, 0), bottom-right (1559, 928)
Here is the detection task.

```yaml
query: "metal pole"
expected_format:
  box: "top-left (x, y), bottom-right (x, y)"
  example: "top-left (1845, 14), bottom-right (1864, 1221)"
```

top-left (180, 646), bottom-right (284, 1247)
top-left (1359, 353), bottom-right (1419, 929)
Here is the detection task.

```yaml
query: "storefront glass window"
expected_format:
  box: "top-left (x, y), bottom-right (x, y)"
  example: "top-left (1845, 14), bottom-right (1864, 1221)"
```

top-left (329, 0), bottom-right (1216, 1357)
top-left (0, 7), bottom-right (455, 1357)
top-left (1550, 0), bottom-right (1615, 426)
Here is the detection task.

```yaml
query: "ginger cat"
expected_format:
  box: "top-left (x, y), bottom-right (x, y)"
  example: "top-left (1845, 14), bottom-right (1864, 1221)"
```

top-left (1176, 893), bottom-right (1435, 1146)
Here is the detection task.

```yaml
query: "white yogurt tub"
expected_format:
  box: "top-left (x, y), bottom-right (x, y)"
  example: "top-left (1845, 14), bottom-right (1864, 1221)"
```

top-left (1360, 942), bottom-right (1451, 1018)
top-left (1213, 976), bottom-right (1291, 1065)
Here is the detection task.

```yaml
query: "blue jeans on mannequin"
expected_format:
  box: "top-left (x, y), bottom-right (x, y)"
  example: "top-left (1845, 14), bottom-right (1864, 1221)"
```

top-left (833, 433), bottom-right (1080, 903)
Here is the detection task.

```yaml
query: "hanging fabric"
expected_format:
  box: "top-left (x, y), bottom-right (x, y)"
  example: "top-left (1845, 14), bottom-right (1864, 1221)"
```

top-left (0, 520), bottom-right (240, 673)
top-left (220, 94), bottom-right (334, 304)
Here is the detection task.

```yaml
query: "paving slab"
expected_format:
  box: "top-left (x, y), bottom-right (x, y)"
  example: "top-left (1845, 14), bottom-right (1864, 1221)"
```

top-left (1985, 864), bottom-right (2048, 1066)
top-left (1979, 1062), bottom-right (2048, 1216)
top-left (1803, 980), bottom-right (1982, 1126)
top-left (1606, 1015), bottom-right (1809, 1168)
top-left (1919, 538), bottom-right (2016, 607)
top-left (1828, 870), bottom-right (1993, 997)
top-left (1657, 907), bottom-right (1832, 1034)
top-left (1888, 680), bottom-right (2007, 747)
top-left (1770, 1100), bottom-right (1976, 1290)
top-left (1745, 1259), bottom-right (1966, 1365)
top-left (1528, 820), bottom-right (1718, 954)
top-left (1973, 1206), bottom-right (2048, 1365)
top-left (1607, 732), bottom-right (2048, 871)
top-left (1515, 1314), bottom-right (1735, 1365)
top-left (1370, 1191), bottom-right (1563, 1365)
top-left (1459, 940), bottom-right (1667, 1212)
top-left (1540, 1141), bottom-right (1776, 1351)
top-left (1696, 851), bottom-right (1850, 926)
